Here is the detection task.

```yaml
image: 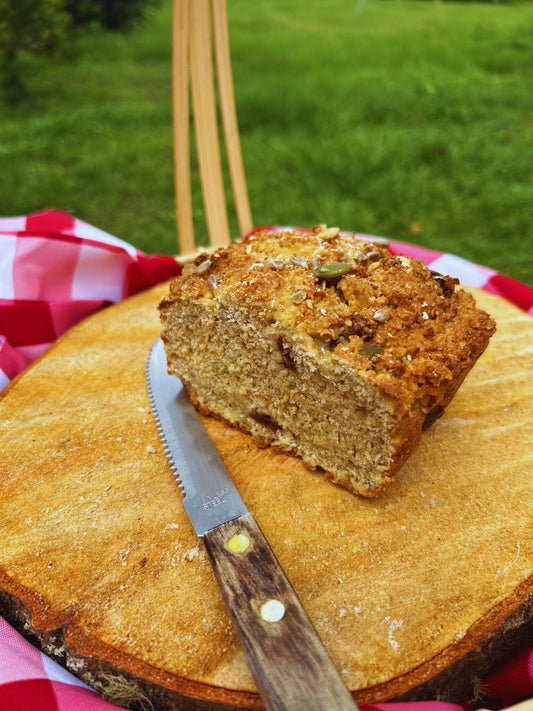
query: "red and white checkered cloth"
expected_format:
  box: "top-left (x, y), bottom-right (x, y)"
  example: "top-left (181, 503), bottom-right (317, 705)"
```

top-left (0, 212), bottom-right (532, 710)
top-left (0, 210), bottom-right (182, 392)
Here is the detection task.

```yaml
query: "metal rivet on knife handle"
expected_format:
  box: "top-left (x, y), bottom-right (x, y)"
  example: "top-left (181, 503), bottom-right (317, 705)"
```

top-left (260, 599), bottom-right (286, 623)
top-left (227, 533), bottom-right (250, 553)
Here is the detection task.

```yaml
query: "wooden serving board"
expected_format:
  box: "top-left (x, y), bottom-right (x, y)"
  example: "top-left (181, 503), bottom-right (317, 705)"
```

top-left (0, 284), bottom-right (532, 711)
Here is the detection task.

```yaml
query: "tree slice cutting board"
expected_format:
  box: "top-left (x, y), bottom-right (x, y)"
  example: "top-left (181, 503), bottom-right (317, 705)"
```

top-left (0, 284), bottom-right (531, 711)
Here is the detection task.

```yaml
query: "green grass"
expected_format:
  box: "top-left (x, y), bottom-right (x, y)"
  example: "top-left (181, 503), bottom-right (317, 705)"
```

top-left (1, 0), bottom-right (532, 285)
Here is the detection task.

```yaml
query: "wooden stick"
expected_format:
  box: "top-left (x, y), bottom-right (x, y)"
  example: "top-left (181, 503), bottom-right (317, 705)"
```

top-left (189, 0), bottom-right (231, 248)
top-left (172, 0), bottom-right (195, 254)
top-left (212, 0), bottom-right (253, 238)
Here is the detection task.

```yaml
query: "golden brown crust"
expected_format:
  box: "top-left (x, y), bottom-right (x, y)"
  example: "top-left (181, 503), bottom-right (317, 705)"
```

top-left (162, 227), bottom-right (495, 398)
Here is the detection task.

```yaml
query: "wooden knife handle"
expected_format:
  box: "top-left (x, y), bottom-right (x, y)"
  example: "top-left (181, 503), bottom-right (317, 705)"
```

top-left (203, 512), bottom-right (359, 711)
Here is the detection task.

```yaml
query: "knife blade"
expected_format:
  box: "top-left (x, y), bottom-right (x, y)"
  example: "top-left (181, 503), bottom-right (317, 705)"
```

top-left (146, 337), bottom-right (358, 711)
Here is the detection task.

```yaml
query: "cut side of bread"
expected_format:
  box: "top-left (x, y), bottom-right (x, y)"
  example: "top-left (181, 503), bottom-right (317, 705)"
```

top-left (160, 225), bottom-right (496, 497)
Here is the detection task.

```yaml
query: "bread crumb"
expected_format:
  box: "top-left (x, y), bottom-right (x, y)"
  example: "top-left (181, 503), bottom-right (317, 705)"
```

top-left (164, 523), bottom-right (180, 531)
top-left (183, 546), bottom-right (200, 561)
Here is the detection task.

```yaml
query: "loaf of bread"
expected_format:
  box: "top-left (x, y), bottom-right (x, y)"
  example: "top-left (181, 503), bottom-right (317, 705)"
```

top-left (159, 225), bottom-right (496, 497)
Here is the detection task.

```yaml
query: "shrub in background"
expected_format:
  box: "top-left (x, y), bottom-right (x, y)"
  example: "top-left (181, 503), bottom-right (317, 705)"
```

top-left (0, 0), bottom-right (70, 98)
top-left (63, 0), bottom-right (161, 31)
top-left (0, 0), bottom-right (159, 101)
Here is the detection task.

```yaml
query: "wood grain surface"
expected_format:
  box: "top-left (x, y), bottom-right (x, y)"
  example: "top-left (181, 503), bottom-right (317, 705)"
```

top-left (0, 283), bottom-right (531, 710)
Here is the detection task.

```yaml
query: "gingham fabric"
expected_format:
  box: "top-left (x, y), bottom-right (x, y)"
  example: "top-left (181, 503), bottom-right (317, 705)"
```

top-left (0, 210), bottom-right (181, 392)
top-left (0, 617), bottom-right (120, 710)
top-left (0, 212), bottom-right (532, 710)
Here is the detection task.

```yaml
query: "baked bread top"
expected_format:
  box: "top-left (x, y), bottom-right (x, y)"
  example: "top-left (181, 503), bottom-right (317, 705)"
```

top-left (164, 225), bottom-right (496, 417)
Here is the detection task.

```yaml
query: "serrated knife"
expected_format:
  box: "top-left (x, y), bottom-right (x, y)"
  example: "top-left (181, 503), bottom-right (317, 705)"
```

top-left (146, 337), bottom-right (358, 711)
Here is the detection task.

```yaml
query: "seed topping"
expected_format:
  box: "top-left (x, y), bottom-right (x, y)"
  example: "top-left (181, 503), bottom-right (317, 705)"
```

top-left (373, 309), bottom-right (391, 323)
top-left (196, 259), bottom-right (212, 275)
top-left (314, 262), bottom-right (353, 280)
top-left (366, 251), bottom-right (382, 263)
top-left (359, 343), bottom-right (383, 357)
top-left (268, 259), bottom-right (286, 270)
top-left (290, 256), bottom-right (309, 268)
top-left (291, 290), bottom-right (307, 304)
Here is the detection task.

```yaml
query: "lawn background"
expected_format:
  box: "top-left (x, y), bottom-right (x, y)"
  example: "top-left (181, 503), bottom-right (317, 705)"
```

top-left (1, 0), bottom-right (532, 285)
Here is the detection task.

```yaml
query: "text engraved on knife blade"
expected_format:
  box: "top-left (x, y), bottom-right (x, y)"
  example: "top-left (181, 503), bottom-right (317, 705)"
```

top-left (201, 487), bottom-right (231, 509)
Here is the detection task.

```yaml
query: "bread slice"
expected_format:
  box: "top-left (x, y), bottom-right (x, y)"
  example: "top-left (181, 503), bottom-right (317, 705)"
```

top-left (159, 225), bottom-right (496, 497)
